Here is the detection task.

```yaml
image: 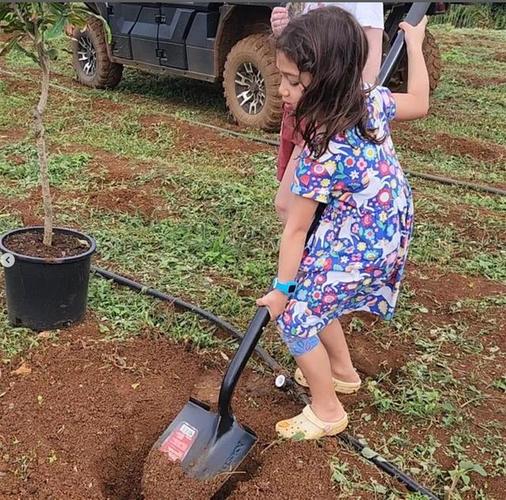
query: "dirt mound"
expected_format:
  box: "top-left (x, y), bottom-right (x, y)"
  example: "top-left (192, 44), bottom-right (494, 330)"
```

top-left (1, 316), bottom-right (362, 499)
top-left (0, 318), bottom-right (205, 499)
top-left (228, 440), bottom-right (336, 499)
top-left (142, 449), bottom-right (226, 500)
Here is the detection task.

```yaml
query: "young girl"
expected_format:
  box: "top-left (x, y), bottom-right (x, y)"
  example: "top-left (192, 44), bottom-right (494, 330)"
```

top-left (271, 3), bottom-right (385, 222)
top-left (257, 7), bottom-right (429, 439)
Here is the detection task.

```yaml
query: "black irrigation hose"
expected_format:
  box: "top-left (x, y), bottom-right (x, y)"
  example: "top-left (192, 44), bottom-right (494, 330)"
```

top-left (91, 265), bottom-right (440, 500)
top-left (188, 119), bottom-right (506, 197)
top-left (403, 171), bottom-right (506, 196)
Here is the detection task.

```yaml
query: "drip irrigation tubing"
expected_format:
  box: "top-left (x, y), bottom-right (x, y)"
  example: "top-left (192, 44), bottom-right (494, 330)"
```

top-left (186, 119), bottom-right (506, 197)
top-left (91, 265), bottom-right (440, 499)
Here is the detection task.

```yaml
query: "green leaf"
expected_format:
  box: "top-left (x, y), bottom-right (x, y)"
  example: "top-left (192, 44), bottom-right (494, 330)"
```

top-left (45, 15), bottom-right (65, 40)
top-left (291, 431), bottom-right (306, 441)
top-left (361, 446), bottom-right (378, 459)
top-left (460, 460), bottom-right (487, 477)
top-left (373, 483), bottom-right (388, 495)
top-left (46, 48), bottom-right (58, 61)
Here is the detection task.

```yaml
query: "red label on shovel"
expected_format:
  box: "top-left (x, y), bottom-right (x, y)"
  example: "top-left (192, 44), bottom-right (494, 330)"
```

top-left (159, 422), bottom-right (198, 462)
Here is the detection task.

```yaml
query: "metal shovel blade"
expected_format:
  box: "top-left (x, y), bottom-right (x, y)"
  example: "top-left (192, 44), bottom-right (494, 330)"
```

top-left (154, 307), bottom-right (271, 481)
top-left (154, 398), bottom-right (256, 480)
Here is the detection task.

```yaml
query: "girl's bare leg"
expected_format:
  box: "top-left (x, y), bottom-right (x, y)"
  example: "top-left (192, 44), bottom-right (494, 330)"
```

top-left (318, 320), bottom-right (361, 383)
top-left (363, 27), bottom-right (384, 85)
top-left (295, 343), bottom-right (345, 421)
top-left (275, 144), bottom-right (302, 224)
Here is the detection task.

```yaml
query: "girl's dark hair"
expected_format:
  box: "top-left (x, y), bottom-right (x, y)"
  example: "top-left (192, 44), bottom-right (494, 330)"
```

top-left (276, 6), bottom-right (381, 158)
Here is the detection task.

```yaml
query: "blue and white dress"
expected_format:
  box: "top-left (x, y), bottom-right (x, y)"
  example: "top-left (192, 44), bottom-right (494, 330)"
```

top-left (277, 87), bottom-right (414, 356)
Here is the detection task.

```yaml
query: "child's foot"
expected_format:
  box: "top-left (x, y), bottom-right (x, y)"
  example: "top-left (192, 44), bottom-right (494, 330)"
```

top-left (276, 405), bottom-right (348, 440)
top-left (294, 367), bottom-right (361, 394)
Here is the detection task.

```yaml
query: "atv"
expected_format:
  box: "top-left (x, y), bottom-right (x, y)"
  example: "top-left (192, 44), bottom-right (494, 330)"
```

top-left (72, 2), bottom-right (445, 131)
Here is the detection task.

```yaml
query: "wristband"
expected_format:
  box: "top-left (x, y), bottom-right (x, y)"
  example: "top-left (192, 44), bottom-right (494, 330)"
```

top-left (272, 278), bottom-right (297, 297)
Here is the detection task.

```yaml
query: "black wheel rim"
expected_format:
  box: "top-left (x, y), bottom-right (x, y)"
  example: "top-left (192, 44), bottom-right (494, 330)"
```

top-left (234, 62), bottom-right (266, 115)
top-left (77, 33), bottom-right (97, 77)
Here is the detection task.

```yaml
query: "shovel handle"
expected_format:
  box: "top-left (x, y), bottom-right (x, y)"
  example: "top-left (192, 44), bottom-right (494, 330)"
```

top-left (378, 2), bottom-right (430, 87)
top-left (217, 307), bottom-right (271, 427)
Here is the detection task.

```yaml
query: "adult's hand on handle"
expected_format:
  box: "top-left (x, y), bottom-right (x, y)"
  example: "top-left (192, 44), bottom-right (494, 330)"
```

top-left (271, 6), bottom-right (290, 38)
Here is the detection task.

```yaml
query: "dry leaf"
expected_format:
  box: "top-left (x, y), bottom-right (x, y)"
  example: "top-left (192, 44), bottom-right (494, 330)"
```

top-left (11, 362), bottom-right (31, 376)
top-left (37, 331), bottom-right (52, 339)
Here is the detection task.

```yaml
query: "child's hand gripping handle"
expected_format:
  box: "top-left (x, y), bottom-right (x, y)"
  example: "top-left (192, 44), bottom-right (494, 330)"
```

top-left (378, 2), bottom-right (430, 87)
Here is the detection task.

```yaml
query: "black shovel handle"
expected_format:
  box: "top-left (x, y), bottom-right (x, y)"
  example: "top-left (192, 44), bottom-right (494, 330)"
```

top-left (378, 2), bottom-right (430, 87)
top-left (217, 307), bottom-right (271, 428)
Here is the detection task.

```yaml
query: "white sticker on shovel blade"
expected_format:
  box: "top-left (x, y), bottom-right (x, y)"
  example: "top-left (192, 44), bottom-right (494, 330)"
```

top-left (0, 253), bottom-right (15, 268)
top-left (159, 422), bottom-right (198, 462)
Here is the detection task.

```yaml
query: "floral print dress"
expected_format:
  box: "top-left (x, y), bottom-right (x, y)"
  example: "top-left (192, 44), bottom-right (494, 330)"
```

top-left (277, 86), bottom-right (414, 356)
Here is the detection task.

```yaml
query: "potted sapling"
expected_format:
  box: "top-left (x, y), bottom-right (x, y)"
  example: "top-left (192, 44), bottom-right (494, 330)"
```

top-left (0, 3), bottom-right (106, 330)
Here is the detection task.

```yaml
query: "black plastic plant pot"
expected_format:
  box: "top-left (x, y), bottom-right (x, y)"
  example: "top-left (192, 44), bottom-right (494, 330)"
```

top-left (0, 226), bottom-right (96, 331)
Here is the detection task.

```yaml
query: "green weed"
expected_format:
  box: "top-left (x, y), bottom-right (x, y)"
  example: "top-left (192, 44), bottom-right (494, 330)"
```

top-left (432, 5), bottom-right (506, 30)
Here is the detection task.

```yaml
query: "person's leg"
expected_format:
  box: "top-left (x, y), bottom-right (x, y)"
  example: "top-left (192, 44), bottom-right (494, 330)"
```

top-left (295, 343), bottom-right (345, 422)
top-left (318, 320), bottom-right (361, 383)
top-left (275, 143), bottom-right (302, 224)
top-left (363, 27), bottom-right (384, 85)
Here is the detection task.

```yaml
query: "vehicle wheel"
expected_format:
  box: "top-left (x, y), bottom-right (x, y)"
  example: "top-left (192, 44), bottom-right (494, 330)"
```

top-left (223, 33), bottom-right (282, 131)
top-left (387, 28), bottom-right (442, 93)
top-left (72, 17), bottom-right (123, 89)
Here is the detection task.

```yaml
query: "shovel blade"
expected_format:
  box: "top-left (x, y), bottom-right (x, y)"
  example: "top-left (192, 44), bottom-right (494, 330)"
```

top-left (155, 398), bottom-right (257, 481)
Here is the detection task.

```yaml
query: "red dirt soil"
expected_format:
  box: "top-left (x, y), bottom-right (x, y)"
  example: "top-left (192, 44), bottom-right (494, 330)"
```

top-left (56, 144), bottom-right (143, 183)
top-left (494, 50), bottom-right (506, 63)
top-left (461, 74), bottom-right (506, 89)
top-left (1, 316), bottom-right (402, 499)
top-left (139, 115), bottom-right (268, 156)
top-left (0, 127), bottom-right (26, 146)
top-left (393, 124), bottom-right (506, 164)
top-left (80, 186), bottom-right (173, 220)
top-left (1, 183), bottom-right (173, 225)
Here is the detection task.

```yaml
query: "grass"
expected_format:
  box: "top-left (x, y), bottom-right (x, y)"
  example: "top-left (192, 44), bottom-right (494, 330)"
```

top-left (431, 4), bottom-right (506, 30)
top-left (0, 145), bottom-right (91, 188)
top-left (1, 25), bottom-right (505, 499)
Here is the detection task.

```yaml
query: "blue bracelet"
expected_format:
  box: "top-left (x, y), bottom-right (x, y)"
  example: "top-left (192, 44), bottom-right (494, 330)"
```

top-left (272, 278), bottom-right (297, 297)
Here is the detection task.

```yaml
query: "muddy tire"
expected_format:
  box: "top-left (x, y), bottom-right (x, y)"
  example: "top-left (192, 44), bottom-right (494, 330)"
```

top-left (72, 17), bottom-right (123, 89)
top-left (223, 33), bottom-right (282, 131)
top-left (388, 28), bottom-right (442, 93)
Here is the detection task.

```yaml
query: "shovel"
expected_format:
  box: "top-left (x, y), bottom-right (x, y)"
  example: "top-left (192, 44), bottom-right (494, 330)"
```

top-left (153, 306), bottom-right (270, 480)
top-left (151, 0), bottom-right (431, 484)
